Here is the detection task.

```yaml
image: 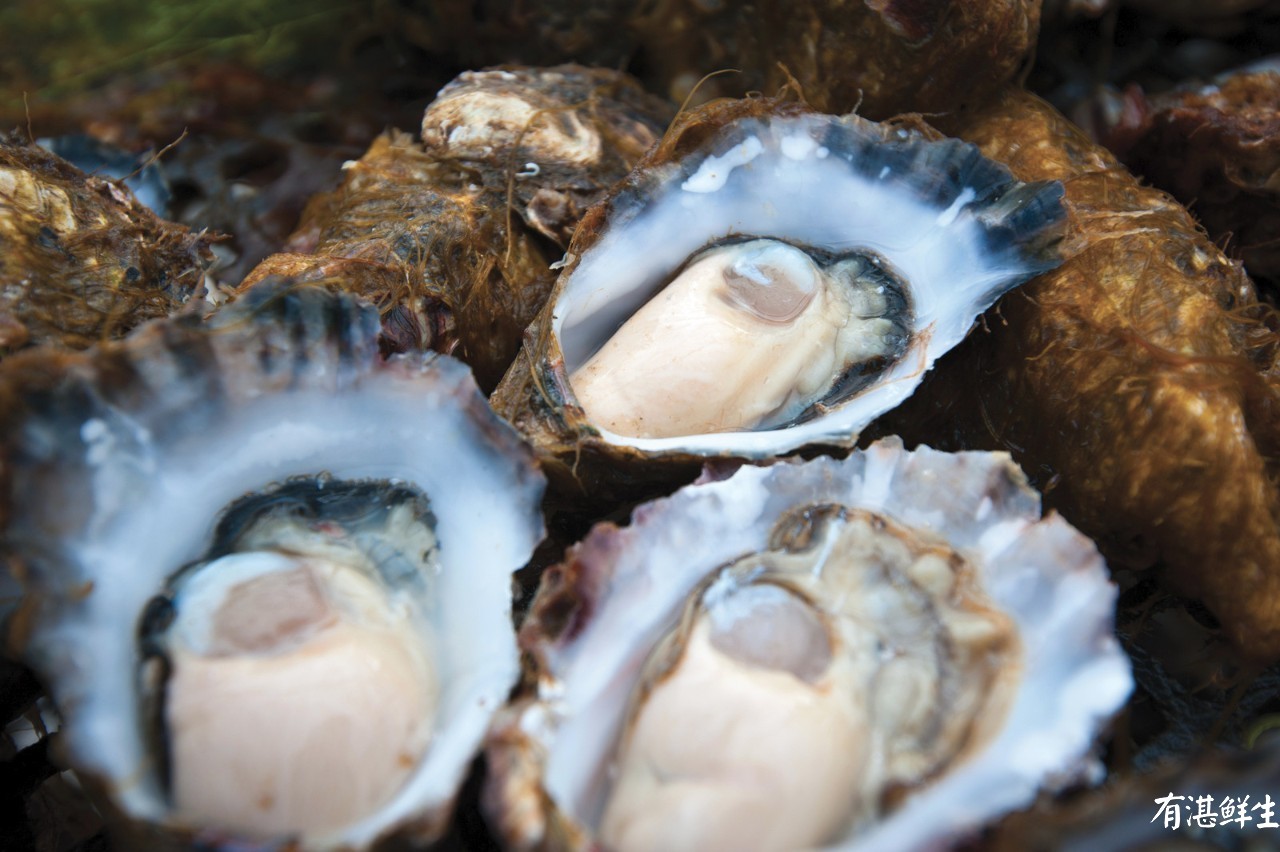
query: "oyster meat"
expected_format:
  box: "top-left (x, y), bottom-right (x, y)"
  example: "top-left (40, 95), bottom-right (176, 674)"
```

top-left (570, 238), bottom-right (912, 438)
top-left (143, 479), bottom-right (445, 837)
top-left (0, 282), bottom-right (545, 848)
top-left (487, 440), bottom-right (1132, 851)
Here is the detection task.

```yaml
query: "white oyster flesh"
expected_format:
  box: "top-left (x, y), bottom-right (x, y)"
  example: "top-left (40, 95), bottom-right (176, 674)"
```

top-left (554, 113), bottom-right (1064, 454)
top-left (497, 440), bottom-right (1132, 851)
top-left (570, 239), bottom-right (907, 438)
top-left (166, 553), bottom-right (438, 836)
top-left (4, 284), bottom-right (546, 849)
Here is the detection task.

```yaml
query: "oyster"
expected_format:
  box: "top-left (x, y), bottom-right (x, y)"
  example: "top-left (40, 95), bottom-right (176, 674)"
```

top-left (419, 65), bottom-right (673, 246)
top-left (244, 65), bottom-right (672, 391)
top-left (880, 87), bottom-right (1280, 660)
top-left (0, 281), bottom-right (545, 847)
top-left (492, 98), bottom-right (1067, 494)
top-left (0, 133), bottom-right (213, 356)
top-left (486, 440), bottom-right (1132, 851)
top-left (1091, 66), bottom-right (1280, 286)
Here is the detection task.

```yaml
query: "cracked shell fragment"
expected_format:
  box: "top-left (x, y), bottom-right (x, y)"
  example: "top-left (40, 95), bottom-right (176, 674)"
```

top-left (0, 282), bottom-right (546, 849)
top-left (485, 440), bottom-right (1132, 851)
top-left (493, 99), bottom-right (1067, 486)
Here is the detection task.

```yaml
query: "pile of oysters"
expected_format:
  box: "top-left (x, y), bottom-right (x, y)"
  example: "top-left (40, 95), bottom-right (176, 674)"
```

top-left (5, 1), bottom-right (1280, 849)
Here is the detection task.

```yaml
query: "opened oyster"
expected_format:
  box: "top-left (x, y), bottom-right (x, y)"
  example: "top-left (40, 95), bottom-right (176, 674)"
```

top-left (492, 99), bottom-right (1067, 481)
top-left (0, 281), bottom-right (545, 848)
top-left (486, 440), bottom-right (1132, 850)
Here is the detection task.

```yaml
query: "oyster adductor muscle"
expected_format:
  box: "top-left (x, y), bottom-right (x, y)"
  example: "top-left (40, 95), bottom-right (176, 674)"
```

top-left (486, 440), bottom-right (1132, 851)
top-left (0, 280), bottom-right (545, 848)
top-left (493, 98), bottom-right (1068, 493)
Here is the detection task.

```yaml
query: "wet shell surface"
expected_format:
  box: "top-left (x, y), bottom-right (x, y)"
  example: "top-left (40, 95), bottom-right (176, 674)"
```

top-left (493, 99), bottom-right (1067, 468)
top-left (486, 440), bottom-right (1132, 851)
top-left (0, 282), bottom-right (545, 848)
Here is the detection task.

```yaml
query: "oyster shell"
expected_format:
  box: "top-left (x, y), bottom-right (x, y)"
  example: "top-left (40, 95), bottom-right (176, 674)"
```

top-left (486, 440), bottom-right (1132, 851)
top-left (0, 134), bottom-right (213, 356)
top-left (881, 87), bottom-right (1280, 660)
top-left (627, 0), bottom-right (1043, 117)
top-left (1092, 66), bottom-right (1280, 285)
top-left (386, 0), bottom-right (1040, 119)
top-left (419, 65), bottom-right (673, 246)
top-left (492, 99), bottom-right (1067, 497)
top-left (0, 281), bottom-right (545, 848)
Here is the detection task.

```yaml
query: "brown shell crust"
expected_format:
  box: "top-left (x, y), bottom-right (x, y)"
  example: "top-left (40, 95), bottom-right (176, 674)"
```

top-left (629, 0), bottom-right (1042, 119)
top-left (0, 135), bottom-right (214, 357)
top-left (879, 88), bottom-right (1280, 660)
top-left (239, 66), bottom-right (671, 393)
top-left (1097, 70), bottom-right (1280, 285)
top-left (399, 1), bottom-right (1039, 120)
top-left (239, 128), bottom-right (549, 392)
top-left (420, 65), bottom-right (673, 246)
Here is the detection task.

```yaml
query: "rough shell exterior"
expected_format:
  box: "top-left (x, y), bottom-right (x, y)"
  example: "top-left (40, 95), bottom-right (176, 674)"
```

top-left (486, 440), bottom-right (1131, 851)
top-left (0, 134), bottom-right (213, 356)
top-left (628, 0), bottom-right (1043, 118)
top-left (241, 65), bottom-right (671, 392)
top-left (390, 0), bottom-right (1040, 119)
top-left (1095, 68), bottom-right (1280, 286)
top-left (879, 87), bottom-right (1280, 660)
top-left (420, 65), bottom-right (672, 246)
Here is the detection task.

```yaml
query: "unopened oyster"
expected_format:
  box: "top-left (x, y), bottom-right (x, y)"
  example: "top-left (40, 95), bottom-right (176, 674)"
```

top-left (883, 87), bottom-right (1280, 660)
top-left (486, 440), bottom-right (1132, 851)
top-left (0, 282), bottom-right (545, 848)
top-left (0, 134), bottom-right (213, 356)
top-left (492, 99), bottom-right (1067, 496)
